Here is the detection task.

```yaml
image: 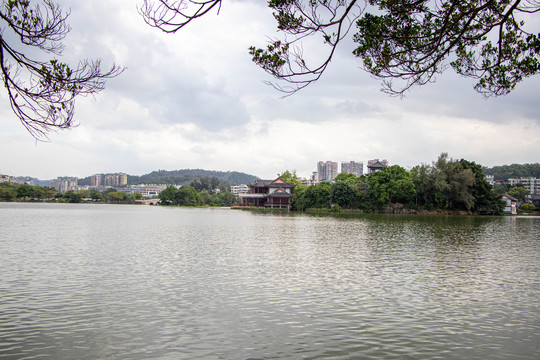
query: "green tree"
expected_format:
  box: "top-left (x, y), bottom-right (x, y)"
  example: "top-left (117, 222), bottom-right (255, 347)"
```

top-left (76, 189), bottom-right (91, 199)
top-left (334, 172), bottom-right (360, 183)
top-left (0, 0), bottom-right (122, 138)
top-left (42, 186), bottom-right (56, 199)
top-left (507, 185), bottom-right (530, 204)
top-left (31, 185), bottom-right (46, 199)
top-left (330, 181), bottom-right (360, 209)
top-left (304, 182), bottom-right (332, 209)
top-left (16, 183), bottom-right (34, 198)
top-left (142, 1), bottom-right (540, 96)
top-left (493, 182), bottom-right (510, 194)
top-left (411, 163), bottom-right (449, 210)
top-left (210, 176), bottom-right (220, 191)
top-left (353, 0), bottom-right (540, 96)
top-left (215, 191), bottom-right (239, 207)
top-left (483, 163), bottom-right (540, 180)
top-left (436, 154), bottom-right (475, 211)
top-left (367, 165), bottom-right (416, 208)
top-left (175, 186), bottom-right (204, 206)
top-left (90, 190), bottom-right (103, 202)
top-left (63, 190), bottom-right (82, 203)
top-left (191, 177), bottom-right (211, 192)
top-left (459, 158), bottom-right (504, 214)
top-left (159, 185), bottom-right (179, 204)
top-left (290, 185), bottom-right (307, 211)
top-left (199, 189), bottom-right (213, 206)
top-left (520, 203), bottom-right (536, 213)
top-left (107, 191), bottom-right (127, 202)
top-left (0, 183), bottom-right (16, 200)
top-left (278, 170), bottom-right (302, 191)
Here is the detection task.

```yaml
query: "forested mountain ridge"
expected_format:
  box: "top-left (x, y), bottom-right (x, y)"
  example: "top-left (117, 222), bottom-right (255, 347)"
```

top-left (483, 163), bottom-right (540, 180)
top-left (74, 169), bottom-right (258, 186)
top-left (128, 169), bottom-right (258, 185)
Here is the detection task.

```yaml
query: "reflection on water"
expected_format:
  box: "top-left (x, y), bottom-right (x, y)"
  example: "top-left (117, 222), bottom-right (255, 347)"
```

top-left (1, 203), bottom-right (539, 359)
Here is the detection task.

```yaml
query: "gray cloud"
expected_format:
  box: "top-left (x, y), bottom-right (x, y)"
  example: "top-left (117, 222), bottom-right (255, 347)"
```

top-left (0, 0), bottom-right (538, 179)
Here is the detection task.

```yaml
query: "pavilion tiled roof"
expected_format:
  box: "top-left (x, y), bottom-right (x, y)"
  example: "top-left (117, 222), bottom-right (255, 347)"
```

top-left (250, 177), bottom-right (296, 188)
top-left (367, 161), bottom-right (386, 169)
top-left (268, 188), bottom-right (294, 198)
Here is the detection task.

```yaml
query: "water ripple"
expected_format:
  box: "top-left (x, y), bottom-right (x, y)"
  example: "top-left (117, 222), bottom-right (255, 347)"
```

top-left (1, 204), bottom-right (539, 359)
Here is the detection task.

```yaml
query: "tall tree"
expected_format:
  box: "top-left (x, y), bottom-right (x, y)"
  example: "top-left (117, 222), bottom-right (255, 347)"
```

top-left (304, 181), bottom-right (332, 209)
top-left (278, 170), bottom-right (302, 190)
top-left (0, 0), bottom-right (122, 138)
top-left (140, 0), bottom-right (540, 96)
top-left (367, 165), bottom-right (416, 208)
top-left (506, 185), bottom-right (530, 203)
top-left (459, 158), bottom-right (504, 213)
top-left (159, 185), bottom-right (179, 204)
top-left (175, 186), bottom-right (204, 206)
top-left (411, 163), bottom-right (449, 209)
top-left (330, 181), bottom-right (360, 209)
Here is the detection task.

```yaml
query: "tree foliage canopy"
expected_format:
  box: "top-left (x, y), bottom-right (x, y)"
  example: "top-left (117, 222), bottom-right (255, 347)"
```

top-left (141, 0), bottom-right (540, 97)
top-left (0, 0), bottom-right (122, 138)
top-left (483, 162), bottom-right (540, 180)
top-left (288, 153), bottom-right (504, 214)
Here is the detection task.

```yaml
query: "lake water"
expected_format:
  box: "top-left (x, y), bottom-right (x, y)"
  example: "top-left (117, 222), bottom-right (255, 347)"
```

top-left (1, 202), bottom-right (539, 359)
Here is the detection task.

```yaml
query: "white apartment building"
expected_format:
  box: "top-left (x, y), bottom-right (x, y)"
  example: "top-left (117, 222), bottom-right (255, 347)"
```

top-left (508, 177), bottom-right (540, 195)
top-left (317, 161), bottom-right (338, 181)
top-left (90, 174), bottom-right (102, 187)
top-left (91, 173), bottom-right (128, 188)
top-left (341, 161), bottom-right (364, 176)
top-left (231, 184), bottom-right (249, 196)
top-left (0, 174), bottom-right (13, 183)
top-left (49, 177), bottom-right (78, 193)
top-left (117, 184), bottom-right (167, 198)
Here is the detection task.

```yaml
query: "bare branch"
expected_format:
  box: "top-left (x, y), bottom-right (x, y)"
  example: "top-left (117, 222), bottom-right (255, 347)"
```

top-left (0, 0), bottom-right (123, 139)
top-left (138, 0), bottom-right (222, 33)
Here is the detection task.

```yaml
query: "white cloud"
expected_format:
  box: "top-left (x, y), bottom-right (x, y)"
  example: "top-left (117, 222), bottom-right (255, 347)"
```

top-left (0, 0), bottom-right (538, 180)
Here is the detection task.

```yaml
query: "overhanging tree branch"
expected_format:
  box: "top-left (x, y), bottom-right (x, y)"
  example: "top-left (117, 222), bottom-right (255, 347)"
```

top-left (0, 0), bottom-right (123, 139)
top-left (138, 0), bottom-right (222, 33)
top-left (140, 0), bottom-right (540, 97)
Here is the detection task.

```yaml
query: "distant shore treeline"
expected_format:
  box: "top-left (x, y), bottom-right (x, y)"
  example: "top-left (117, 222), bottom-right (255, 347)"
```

top-left (77, 169), bottom-right (258, 186)
top-left (482, 163), bottom-right (540, 180)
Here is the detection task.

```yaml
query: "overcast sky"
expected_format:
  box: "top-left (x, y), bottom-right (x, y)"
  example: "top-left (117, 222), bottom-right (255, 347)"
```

top-left (1, 0), bottom-right (539, 180)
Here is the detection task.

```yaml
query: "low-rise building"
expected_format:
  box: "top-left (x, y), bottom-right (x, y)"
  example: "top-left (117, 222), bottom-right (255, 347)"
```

top-left (531, 195), bottom-right (540, 208)
top-left (502, 194), bottom-right (518, 215)
top-left (230, 184), bottom-right (249, 196)
top-left (117, 184), bottom-right (167, 198)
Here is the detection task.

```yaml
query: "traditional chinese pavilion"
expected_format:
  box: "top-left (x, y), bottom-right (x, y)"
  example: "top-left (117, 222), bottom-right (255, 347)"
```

top-left (240, 177), bottom-right (296, 209)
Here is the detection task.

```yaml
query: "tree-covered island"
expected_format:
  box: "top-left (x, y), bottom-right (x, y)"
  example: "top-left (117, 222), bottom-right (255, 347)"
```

top-left (275, 154), bottom-right (534, 215)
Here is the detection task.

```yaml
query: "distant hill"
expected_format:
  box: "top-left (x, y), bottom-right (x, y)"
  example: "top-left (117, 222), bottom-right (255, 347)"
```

top-left (77, 169), bottom-right (258, 186)
top-left (129, 169), bottom-right (258, 186)
top-left (483, 163), bottom-right (540, 180)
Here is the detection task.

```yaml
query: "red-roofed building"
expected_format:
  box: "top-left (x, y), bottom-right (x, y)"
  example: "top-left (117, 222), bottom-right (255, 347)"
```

top-left (240, 177), bottom-right (296, 209)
